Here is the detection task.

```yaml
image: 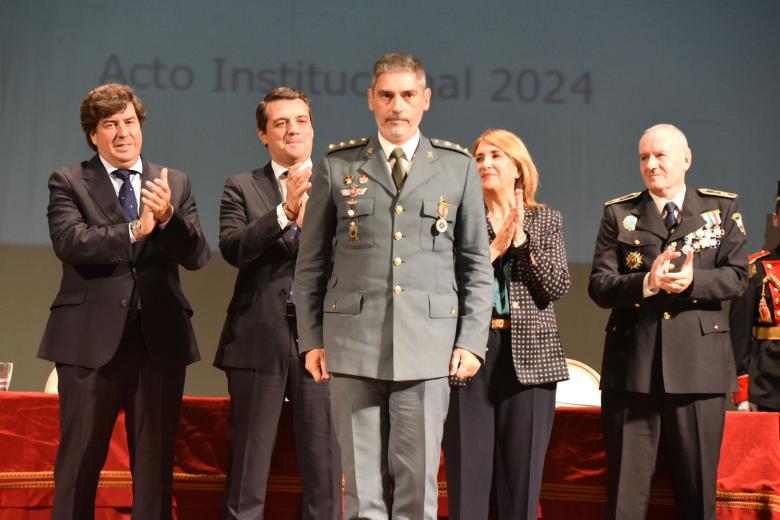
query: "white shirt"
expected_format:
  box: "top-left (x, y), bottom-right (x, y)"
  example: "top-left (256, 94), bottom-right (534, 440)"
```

top-left (272, 158), bottom-right (312, 230)
top-left (377, 130), bottom-right (420, 177)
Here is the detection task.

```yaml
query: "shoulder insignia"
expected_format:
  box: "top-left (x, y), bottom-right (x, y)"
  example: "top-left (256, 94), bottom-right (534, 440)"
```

top-left (697, 188), bottom-right (738, 199)
top-left (430, 138), bottom-right (471, 157)
top-left (749, 250), bottom-right (771, 264)
top-left (604, 192), bottom-right (642, 206)
top-left (327, 137), bottom-right (369, 154)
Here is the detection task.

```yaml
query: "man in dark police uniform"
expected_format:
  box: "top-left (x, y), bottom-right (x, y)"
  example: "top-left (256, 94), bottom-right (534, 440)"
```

top-left (589, 124), bottom-right (747, 519)
top-left (729, 180), bottom-right (780, 412)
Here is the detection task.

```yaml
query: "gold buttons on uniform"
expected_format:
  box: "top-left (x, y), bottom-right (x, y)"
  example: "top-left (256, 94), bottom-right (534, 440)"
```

top-left (663, 312), bottom-right (671, 320)
top-left (347, 209), bottom-right (355, 217)
top-left (450, 308), bottom-right (457, 317)
top-left (331, 303), bottom-right (337, 310)
top-left (393, 286), bottom-right (402, 294)
top-left (634, 239), bottom-right (640, 245)
top-left (393, 232), bottom-right (403, 240)
top-left (691, 299), bottom-right (698, 304)
top-left (395, 205), bottom-right (403, 215)
top-left (713, 325), bottom-right (719, 330)
top-left (393, 257), bottom-right (402, 266)
top-left (634, 303), bottom-right (640, 308)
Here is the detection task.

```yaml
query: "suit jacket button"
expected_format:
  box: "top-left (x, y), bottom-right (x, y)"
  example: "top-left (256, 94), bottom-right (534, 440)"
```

top-left (662, 311), bottom-right (671, 320)
top-left (120, 299), bottom-right (128, 307)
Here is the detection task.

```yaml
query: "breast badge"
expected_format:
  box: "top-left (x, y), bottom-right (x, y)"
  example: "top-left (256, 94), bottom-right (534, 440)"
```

top-left (623, 215), bottom-right (637, 232)
top-left (625, 251), bottom-right (644, 271)
top-left (731, 212), bottom-right (746, 235)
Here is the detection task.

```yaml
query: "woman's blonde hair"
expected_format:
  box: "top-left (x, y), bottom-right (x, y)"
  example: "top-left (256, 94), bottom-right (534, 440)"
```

top-left (472, 128), bottom-right (543, 208)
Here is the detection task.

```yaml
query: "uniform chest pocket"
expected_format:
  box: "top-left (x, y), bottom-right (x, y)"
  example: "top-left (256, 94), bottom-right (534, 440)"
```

top-left (420, 199), bottom-right (458, 252)
top-left (336, 198), bottom-right (374, 249)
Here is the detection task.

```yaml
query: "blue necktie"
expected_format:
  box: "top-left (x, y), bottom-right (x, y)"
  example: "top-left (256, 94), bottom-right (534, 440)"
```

top-left (114, 169), bottom-right (139, 221)
top-left (286, 223), bottom-right (298, 304)
top-left (663, 201), bottom-right (678, 231)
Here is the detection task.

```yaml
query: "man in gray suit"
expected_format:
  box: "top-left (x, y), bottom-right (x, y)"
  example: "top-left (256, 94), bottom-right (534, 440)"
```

top-left (295, 53), bottom-right (493, 520)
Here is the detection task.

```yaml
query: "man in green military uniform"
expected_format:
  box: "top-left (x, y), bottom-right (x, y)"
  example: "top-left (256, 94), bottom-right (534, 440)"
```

top-left (729, 180), bottom-right (780, 412)
top-left (295, 53), bottom-right (493, 520)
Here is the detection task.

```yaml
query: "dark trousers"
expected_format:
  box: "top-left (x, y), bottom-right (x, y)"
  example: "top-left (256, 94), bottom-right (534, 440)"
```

top-left (601, 391), bottom-right (727, 520)
top-left (443, 328), bottom-right (557, 520)
top-left (53, 317), bottom-right (186, 520)
top-left (224, 316), bottom-right (341, 520)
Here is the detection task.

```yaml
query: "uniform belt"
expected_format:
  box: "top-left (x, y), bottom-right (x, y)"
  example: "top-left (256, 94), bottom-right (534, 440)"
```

top-left (490, 318), bottom-right (511, 329)
top-left (754, 326), bottom-right (780, 340)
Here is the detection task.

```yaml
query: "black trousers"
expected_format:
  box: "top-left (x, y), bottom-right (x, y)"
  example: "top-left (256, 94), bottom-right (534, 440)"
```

top-left (601, 390), bottom-right (727, 520)
top-left (443, 328), bottom-right (557, 520)
top-left (223, 315), bottom-right (341, 520)
top-left (53, 317), bottom-right (186, 520)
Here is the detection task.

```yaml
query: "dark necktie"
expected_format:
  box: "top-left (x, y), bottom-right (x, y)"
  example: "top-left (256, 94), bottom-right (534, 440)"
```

top-left (390, 147), bottom-right (406, 192)
top-left (286, 223), bottom-right (298, 304)
top-left (663, 201), bottom-right (678, 231)
top-left (114, 169), bottom-right (139, 221)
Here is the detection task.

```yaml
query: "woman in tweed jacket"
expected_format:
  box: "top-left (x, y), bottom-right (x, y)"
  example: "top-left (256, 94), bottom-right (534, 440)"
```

top-left (443, 128), bottom-right (571, 520)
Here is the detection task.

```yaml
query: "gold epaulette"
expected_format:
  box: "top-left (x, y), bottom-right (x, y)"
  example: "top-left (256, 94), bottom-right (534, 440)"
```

top-left (430, 138), bottom-right (471, 156)
top-left (698, 188), bottom-right (738, 199)
top-left (327, 137), bottom-right (369, 154)
top-left (604, 192), bottom-right (642, 206)
top-left (749, 250), bottom-right (771, 278)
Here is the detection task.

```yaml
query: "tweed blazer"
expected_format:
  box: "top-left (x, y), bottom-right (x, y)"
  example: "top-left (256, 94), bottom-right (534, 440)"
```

top-left (490, 205), bottom-right (570, 385)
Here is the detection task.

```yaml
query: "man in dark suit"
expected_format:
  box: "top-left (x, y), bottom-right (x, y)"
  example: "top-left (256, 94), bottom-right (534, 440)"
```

top-left (589, 124), bottom-right (748, 519)
top-left (296, 53), bottom-right (493, 520)
top-left (215, 87), bottom-right (341, 520)
top-left (38, 83), bottom-right (210, 519)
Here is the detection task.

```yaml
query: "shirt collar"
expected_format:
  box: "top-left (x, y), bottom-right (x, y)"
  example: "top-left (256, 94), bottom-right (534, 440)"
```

top-left (649, 185), bottom-right (686, 214)
top-left (271, 158), bottom-right (312, 181)
top-left (99, 155), bottom-right (143, 176)
top-left (376, 130), bottom-right (420, 163)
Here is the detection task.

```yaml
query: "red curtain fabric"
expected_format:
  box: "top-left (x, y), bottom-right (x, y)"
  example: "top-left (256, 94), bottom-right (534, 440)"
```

top-left (1, 393), bottom-right (778, 519)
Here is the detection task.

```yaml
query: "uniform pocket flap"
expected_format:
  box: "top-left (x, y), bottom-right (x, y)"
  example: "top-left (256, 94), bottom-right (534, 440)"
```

top-left (229, 290), bottom-right (257, 309)
top-left (699, 315), bottom-right (729, 334)
top-left (429, 293), bottom-right (459, 318)
top-left (50, 289), bottom-right (86, 309)
top-left (323, 291), bottom-right (363, 315)
top-left (422, 199), bottom-right (456, 221)
top-left (337, 198), bottom-right (374, 218)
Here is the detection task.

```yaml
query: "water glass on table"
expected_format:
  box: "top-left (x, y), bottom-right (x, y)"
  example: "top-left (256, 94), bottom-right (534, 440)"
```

top-left (0, 362), bottom-right (13, 391)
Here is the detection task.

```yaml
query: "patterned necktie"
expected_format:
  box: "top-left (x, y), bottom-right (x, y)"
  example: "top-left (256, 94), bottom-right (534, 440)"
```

top-left (390, 147), bottom-right (406, 192)
top-left (663, 201), bottom-right (678, 231)
top-left (114, 169), bottom-right (139, 221)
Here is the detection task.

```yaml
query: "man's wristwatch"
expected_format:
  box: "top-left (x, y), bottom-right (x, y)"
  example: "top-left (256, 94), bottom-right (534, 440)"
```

top-left (282, 201), bottom-right (298, 219)
top-left (129, 219), bottom-right (142, 238)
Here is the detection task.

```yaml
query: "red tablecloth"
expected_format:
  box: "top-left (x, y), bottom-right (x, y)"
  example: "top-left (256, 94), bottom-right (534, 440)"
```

top-left (1, 393), bottom-right (778, 518)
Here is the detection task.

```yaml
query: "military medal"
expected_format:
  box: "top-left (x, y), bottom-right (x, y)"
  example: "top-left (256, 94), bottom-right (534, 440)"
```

top-left (358, 174), bottom-right (368, 184)
top-left (348, 221), bottom-right (359, 241)
top-left (625, 251), bottom-right (643, 270)
top-left (340, 187), bottom-right (367, 197)
top-left (436, 196), bottom-right (449, 233)
top-left (344, 175), bottom-right (353, 185)
top-left (623, 215), bottom-right (637, 232)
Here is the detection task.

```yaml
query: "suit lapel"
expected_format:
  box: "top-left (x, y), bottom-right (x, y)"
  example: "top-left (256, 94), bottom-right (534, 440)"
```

top-left (634, 191), bottom-right (668, 240)
top-left (253, 163), bottom-right (296, 256)
top-left (250, 163), bottom-right (282, 210)
top-left (83, 154), bottom-right (127, 223)
top-left (358, 137), bottom-right (396, 197)
top-left (669, 189), bottom-right (707, 242)
top-left (399, 136), bottom-right (440, 198)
